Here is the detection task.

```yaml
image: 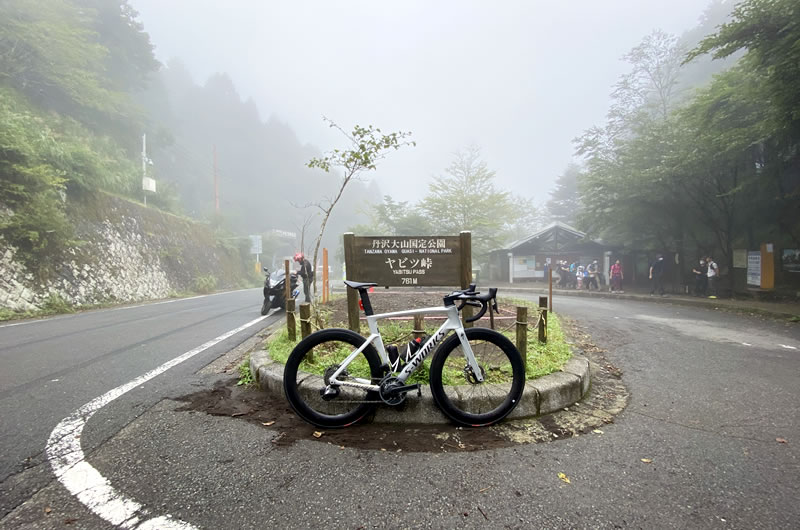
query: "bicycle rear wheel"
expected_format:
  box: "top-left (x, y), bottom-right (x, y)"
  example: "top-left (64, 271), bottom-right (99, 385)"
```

top-left (283, 328), bottom-right (383, 428)
top-left (429, 327), bottom-right (525, 426)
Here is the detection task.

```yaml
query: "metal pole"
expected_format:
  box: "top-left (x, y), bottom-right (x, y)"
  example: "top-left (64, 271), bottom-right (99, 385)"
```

top-left (142, 133), bottom-right (147, 206)
top-left (213, 145), bottom-right (219, 214)
top-left (548, 267), bottom-right (553, 312)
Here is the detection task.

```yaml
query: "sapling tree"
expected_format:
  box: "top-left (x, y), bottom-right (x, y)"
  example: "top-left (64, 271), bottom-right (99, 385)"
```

top-left (306, 117), bottom-right (415, 300)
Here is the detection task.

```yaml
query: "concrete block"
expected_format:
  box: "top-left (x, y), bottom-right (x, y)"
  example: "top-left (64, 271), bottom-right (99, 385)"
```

top-left (532, 371), bottom-right (581, 415)
top-left (562, 355), bottom-right (591, 396)
top-left (508, 384), bottom-right (540, 419)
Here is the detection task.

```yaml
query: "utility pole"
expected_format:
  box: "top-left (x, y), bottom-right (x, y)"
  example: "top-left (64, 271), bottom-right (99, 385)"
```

top-left (142, 133), bottom-right (147, 207)
top-left (213, 144), bottom-right (219, 214)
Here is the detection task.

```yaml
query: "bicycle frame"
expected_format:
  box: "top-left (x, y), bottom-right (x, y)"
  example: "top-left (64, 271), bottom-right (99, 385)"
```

top-left (327, 304), bottom-right (484, 391)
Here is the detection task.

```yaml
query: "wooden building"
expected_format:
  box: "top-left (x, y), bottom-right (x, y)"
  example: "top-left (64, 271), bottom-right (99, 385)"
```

top-left (487, 222), bottom-right (618, 283)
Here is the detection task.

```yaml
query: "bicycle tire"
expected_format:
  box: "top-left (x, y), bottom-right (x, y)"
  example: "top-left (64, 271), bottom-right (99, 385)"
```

top-left (283, 328), bottom-right (382, 428)
top-left (429, 327), bottom-right (525, 426)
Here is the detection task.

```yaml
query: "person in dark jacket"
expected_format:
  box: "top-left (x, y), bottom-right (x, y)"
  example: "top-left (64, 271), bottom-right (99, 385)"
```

top-left (649, 254), bottom-right (665, 296)
top-left (692, 259), bottom-right (708, 296)
top-left (294, 252), bottom-right (314, 302)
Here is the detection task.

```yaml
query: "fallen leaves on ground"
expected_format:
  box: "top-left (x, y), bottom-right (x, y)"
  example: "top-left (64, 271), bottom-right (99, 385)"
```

top-left (593, 429), bottom-right (604, 434)
top-left (312, 431), bottom-right (324, 438)
top-left (641, 458), bottom-right (653, 463)
top-left (261, 421), bottom-right (275, 426)
top-left (776, 438), bottom-right (788, 444)
top-left (558, 472), bottom-right (571, 484)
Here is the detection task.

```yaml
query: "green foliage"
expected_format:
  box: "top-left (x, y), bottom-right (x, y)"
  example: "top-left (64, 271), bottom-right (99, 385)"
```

top-left (422, 146), bottom-right (529, 259)
top-left (307, 120), bottom-right (415, 174)
top-left (576, 3), bottom-right (800, 270)
top-left (41, 292), bottom-right (75, 314)
top-left (237, 356), bottom-right (254, 386)
top-left (193, 275), bottom-right (218, 294)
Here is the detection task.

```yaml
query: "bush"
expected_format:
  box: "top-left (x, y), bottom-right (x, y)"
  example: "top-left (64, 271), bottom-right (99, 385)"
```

top-left (193, 275), bottom-right (217, 294)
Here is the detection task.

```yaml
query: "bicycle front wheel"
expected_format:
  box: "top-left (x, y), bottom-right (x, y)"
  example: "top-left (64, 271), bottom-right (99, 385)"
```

top-left (429, 327), bottom-right (525, 426)
top-left (283, 328), bottom-right (383, 428)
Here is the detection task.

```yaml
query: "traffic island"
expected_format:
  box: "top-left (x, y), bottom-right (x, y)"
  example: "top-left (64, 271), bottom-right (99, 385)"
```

top-left (249, 347), bottom-right (591, 425)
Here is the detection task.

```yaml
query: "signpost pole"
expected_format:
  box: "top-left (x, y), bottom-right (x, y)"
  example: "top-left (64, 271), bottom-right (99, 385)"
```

top-left (460, 231), bottom-right (473, 327)
top-left (343, 233), bottom-right (359, 333)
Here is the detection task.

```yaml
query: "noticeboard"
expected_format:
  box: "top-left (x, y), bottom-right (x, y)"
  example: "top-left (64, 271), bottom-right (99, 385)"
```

top-left (747, 251), bottom-right (761, 287)
top-left (343, 233), bottom-right (468, 287)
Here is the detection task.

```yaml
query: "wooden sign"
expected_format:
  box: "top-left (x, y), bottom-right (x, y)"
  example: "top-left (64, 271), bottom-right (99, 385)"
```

top-left (343, 232), bottom-right (472, 332)
top-left (343, 233), bottom-right (468, 287)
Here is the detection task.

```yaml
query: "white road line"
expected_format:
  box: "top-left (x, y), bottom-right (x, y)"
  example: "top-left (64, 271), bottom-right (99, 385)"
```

top-left (46, 310), bottom-right (277, 529)
top-left (779, 344), bottom-right (797, 350)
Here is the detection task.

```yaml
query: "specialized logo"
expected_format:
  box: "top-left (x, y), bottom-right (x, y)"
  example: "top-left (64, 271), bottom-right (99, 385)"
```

top-left (404, 328), bottom-right (447, 372)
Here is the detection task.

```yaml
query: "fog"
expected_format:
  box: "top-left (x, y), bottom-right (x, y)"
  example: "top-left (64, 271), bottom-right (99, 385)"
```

top-left (129, 0), bottom-right (711, 201)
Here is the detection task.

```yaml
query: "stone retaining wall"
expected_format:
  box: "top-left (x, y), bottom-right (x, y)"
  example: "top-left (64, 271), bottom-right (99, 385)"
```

top-left (0, 191), bottom-right (252, 312)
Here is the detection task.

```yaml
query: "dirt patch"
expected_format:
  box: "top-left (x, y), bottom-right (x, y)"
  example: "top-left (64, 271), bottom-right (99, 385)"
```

top-left (175, 316), bottom-right (629, 452)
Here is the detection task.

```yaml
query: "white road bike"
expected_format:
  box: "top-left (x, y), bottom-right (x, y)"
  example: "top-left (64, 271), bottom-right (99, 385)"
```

top-left (283, 281), bottom-right (526, 428)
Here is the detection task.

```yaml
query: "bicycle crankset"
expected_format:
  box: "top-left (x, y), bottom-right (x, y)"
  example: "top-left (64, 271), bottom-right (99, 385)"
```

top-left (378, 376), bottom-right (421, 406)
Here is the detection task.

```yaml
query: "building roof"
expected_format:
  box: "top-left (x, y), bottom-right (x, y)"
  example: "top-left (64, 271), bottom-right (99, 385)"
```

top-left (504, 221), bottom-right (585, 251)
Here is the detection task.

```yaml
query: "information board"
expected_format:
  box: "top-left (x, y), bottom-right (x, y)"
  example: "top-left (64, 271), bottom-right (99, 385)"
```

top-left (249, 235), bottom-right (262, 255)
top-left (344, 234), bottom-right (465, 287)
top-left (747, 251), bottom-right (761, 287)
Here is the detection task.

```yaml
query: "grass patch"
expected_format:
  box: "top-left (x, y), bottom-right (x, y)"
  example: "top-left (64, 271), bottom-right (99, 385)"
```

top-left (237, 355), bottom-right (254, 386)
top-left (267, 297), bottom-right (572, 384)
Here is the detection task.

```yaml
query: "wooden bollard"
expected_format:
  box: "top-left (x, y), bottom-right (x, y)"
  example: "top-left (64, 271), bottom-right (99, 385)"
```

top-left (284, 259), bottom-right (291, 306)
top-left (300, 302), bottom-right (312, 339)
top-left (413, 314), bottom-right (425, 340)
top-left (538, 297), bottom-right (548, 344)
top-left (287, 298), bottom-right (296, 342)
top-left (516, 306), bottom-right (527, 366)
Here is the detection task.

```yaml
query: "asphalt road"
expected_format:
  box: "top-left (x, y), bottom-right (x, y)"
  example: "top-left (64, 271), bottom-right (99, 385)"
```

top-left (0, 289), bottom-right (281, 522)
top-left (1, 293), bottom-right (799, 529)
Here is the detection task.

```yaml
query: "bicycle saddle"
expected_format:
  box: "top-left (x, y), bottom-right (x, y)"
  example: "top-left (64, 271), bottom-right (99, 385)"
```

top-left (343, 280), bottom-right (378, 289)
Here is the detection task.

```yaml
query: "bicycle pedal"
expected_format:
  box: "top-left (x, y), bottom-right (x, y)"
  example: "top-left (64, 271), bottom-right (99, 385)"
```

top-left (391, 383), bottom-right (421, 395)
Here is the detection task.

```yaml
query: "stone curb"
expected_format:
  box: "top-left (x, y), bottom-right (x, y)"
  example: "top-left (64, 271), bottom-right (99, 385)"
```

top-left (250, 340), bottom-right (591, 424)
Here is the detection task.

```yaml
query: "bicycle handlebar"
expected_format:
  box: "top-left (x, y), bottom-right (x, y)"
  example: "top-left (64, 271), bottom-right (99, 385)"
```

top-left (443, 286), bottom-right (498, 323)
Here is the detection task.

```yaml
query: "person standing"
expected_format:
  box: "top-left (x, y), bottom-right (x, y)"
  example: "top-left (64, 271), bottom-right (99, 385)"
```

top-left (649, 254), bottom-right (665, 296)
top-left (586, 260), bottom-right (600, 290)
top-left (706, 255), bottom-right (719, 298)
top-left (610, 259), bottom-right (624, 293)
top-left (692, 259), bottom-right (708, 296)
top-left (294, 252), bottom-right (314, 302)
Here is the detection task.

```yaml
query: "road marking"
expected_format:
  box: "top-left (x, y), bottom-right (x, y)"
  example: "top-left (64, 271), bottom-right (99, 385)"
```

top-left (46, 310), bottom-right (277, 529)
top-left (779, 344), bottom-right (797, 350)
top-left (741, 342), bottom-right (752, 346)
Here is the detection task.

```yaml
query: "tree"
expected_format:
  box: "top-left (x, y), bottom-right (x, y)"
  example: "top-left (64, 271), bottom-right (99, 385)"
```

top-left (546, 163), bottom-right (583, 226)
top-left (422, 146), bottom-right (517, 260)
top-left (371, 195), bottom-right (434, 236)
top-left (688, 0), bottom-right (800, 245)
top-left (306, 118), bottom-right (415, 298)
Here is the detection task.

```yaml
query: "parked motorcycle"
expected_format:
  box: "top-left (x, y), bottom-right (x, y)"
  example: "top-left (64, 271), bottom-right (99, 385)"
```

top-left (261, 267), bottom-right (299, 314)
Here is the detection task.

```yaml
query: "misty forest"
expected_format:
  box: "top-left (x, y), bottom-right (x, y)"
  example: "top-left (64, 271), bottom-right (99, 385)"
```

top-left (1, 0), bottom-right (799, 288)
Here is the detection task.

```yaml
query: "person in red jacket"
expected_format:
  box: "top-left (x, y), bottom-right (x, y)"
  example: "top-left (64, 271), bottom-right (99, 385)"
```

top-left (610, 259), bottom-right (624, 293)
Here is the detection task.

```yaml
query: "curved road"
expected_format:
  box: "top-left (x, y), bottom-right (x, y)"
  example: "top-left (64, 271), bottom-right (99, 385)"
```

top-left (1, 292), bottom-right (798, 528)
top-left (0, 289), bottom-right (281, 522)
